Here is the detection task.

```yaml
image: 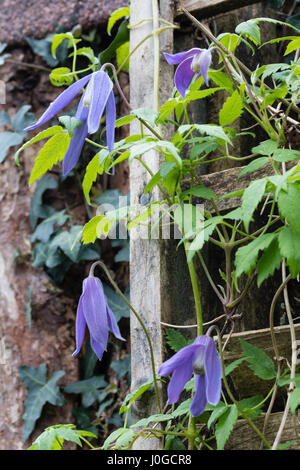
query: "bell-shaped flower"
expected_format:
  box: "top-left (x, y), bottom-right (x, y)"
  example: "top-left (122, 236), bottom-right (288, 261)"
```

top-left (72, 275), bottom-right (125, 361)
top-left (164, 48), bottom-right (212, 98)
top-left (26, 69), bottom-right (116, 176)
top-left (158, 335), bottom-right (222, 416)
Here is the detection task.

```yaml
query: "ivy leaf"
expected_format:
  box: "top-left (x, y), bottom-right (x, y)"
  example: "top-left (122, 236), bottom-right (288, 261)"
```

top-left (19, 363), bottom-right (65, 442)
top-left (29, 131), bottom-right (71, 185)
top-left (29, 175), bottom-right (58, 229)
top-left (235, 233), bottom-right (275, 278)
top-left (31, 210), bottom-right (70, 243)
top-left (110, 355), bottom-right (131, 381)
top-left (241, 178), bottom-right (267, 231)
top-left (0, 131), bottom-right (25, 163)
top-left (103, 283), bottom-right (130, 322)
top-left (215, 404), bottom-right (238, 450)
top-left (219, 90), bottom-right (243, 126)
top-left (26, 35), bottom-right (59, 67)
top-left (240, 338), bottom-right (277, 380)
top-left (64, 376), bottom-right (107, 408)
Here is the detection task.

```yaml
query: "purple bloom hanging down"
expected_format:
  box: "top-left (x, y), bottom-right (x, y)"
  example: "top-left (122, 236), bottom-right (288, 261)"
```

top-left (164, 48), bottom-right (212, 98)
top-left (158, 335), bottom-right (222, 416)
top-left (26, 70), bottom-right (116, 176)
top-left (73, 275), bottom-right (125, 361)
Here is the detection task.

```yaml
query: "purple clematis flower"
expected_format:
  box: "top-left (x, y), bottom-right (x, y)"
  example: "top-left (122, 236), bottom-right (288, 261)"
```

top-left (158, 335), bottom-right (222, 416)
top-left (72, 275), bottom-right (125, 361)
top-left (164, 48), bottom-right (212, 98)
top-left (26, 70), bottom-right (116, 176)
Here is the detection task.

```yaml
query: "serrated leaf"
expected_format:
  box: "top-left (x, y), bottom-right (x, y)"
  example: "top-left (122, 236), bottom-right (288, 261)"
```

top-left (235, 20), bottom-right (261, 45)
top-left (257, 237), bottom-right (282, 286)
top-left (278, 183), bottom-right (300, 236)
top-left (28, 424), bottom-right (96, 450)
top-left (290, 388), bottom-right (300, 415)
top-left (82, 150), bottom-right (109, 204)
top-left (235, 233), bottom-right (275, 278)
top-left (29, 131), bottom-right (71, 185)
top-left (116, 41), bottom-right (129, 73)
top-left (273, 149), bottom-right (300, 162)
top-left (238, 157), bottom-right (269, 178)
top-left (241, 178), bottom-right (267, 231)
top-left (51, 33), bottom-right (73, 58)
top-left (219, 90), bottom-right (243, 126)
top-left (215, 405), bottom-right (238, 450)
top-left (178, 124), bottom-right (231, 144)
top-left (19, 364), bottom-right (65, 441)
top-left (240, 338), bottom-right (276, 380)
top-left (278, 226), bottom-right (300, 278)
top-left (15, 125), bottom-right (63, 165)
top-left (165, 329), bottom-right (189, 353)
top-left (251, 139), bottom-right (278, 156)
top-left (225, 357), bottom-right (245, 376)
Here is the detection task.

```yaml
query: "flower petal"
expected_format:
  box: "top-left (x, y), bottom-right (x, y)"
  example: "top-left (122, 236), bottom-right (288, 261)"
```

top-left (167, 362), bottom-right (193, 404)
top-left (81, 276), bottom-right (109, 350)
top-left (164, 48), bottom-right (204, 65)
top-left (105, 90), bottom-right (116, 153)
top-left (199, 49), bottom-right (212, 86)
top-left (26, 73), bottom-right (92, 131)
top-left (72, 295), bottom-right (86, 356)
top-left (106, 306), bottom-right (125, 342)
top-left (174, 56), bottom-right (195, 98)
top-left (204, 337), bottom-right (222, 405)
top-left (190, 374), bottom-right (207, 417)
top-left (90, 335), bottom-right (106, 361)
top-left (87, 71), bottom-right (113, 135)
top-left (158, 343), bottom-right (200, 377)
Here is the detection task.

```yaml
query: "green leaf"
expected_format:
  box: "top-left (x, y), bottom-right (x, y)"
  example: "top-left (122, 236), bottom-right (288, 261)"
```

top-left (251, 139), bottom-right (278, 156)
top-left (26, 35), bottom-right (59, 67)
top-left (82, 150), bottom-right (109, 204)
top-left (241, 178), bottom-right (267, 231)
top-left (58, 115), bottom-right (82, 137)
top-left (278, 226), bottom-right (300, 278)
top-left (165, 329), bottom-right (189, 352)
top-left (235, 233), bottom-right (275, 278)
top-left (208, 70), bottom-right (234, 93)
top-left (207, 401), bottom-right (228, 429)
top-left (225, 357), bottom-right (245, 376)
top-left (81, 216), bottom-right (104, 244)
top-left (15, 125), bottom-right (64, 165)
top-left (181, 185), bottom-right (217, 200)
top-left (51, 33), bottom-right (73, 58)
top-left (235, 20), bottom-right (261, 45)
top-left (238, 157), bottom-right (269, 178)
top-left (215, 405), bottom-right (238, 450)
top-left (110, 355), bottom-right (131, 380)
top-left (120, 379), bottom-right (154, 414)
top-left (100, 20), bottom-right (129, 65)
top-left (28, 424), bottom-right (96, 450)
top-left (273, 149), bottom-right (300, 162)
top-left (19, 363), bottom-right (65, 441)
top-left (64, 376), bottom-right (107, 407)
top-left (103, 283), bottom-right (130, 322)
top-left (240, 338), bottom-right (277, 380)
top-left (219, 90), bottom-right (243, 126)
top-left (50, 67), bottom-right (73, 87)
top-left (178, 124), bottom-right (231, 144)
top-left (31, 210), bottom-right (70, 243)
top-left (290, 388), bottom-right (300, 415)
top-left (107, 7), bottom-right (130, 35)
top-left (257, 237), bottom-right (282, 286)
top-left (116, 41), bottom-right (129, 72)
top-left (131, 107), bottom-right (159, 128)
top-left (0, 131), bottom-right (25, 163)
top-left (29, 175), bottom-right (57, 228)
top-left (278, 183), bottom-right (300, 235)
top-left (29, 131), bottom-right (71, 185)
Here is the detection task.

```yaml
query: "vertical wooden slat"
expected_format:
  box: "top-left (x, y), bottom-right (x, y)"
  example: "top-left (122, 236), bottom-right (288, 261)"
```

top-left (129, 0), bottom-right (174, 450)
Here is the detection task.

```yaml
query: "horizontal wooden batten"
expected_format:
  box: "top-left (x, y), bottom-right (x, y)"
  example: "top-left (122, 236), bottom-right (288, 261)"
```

top-left (215, 323), bottom-right (300, 399)
top-left (177, 0), bottom-right (262, 18)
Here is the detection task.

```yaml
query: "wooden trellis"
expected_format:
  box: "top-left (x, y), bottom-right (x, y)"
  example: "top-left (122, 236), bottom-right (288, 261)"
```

top-left (129, 0), bottom-right (300, 450)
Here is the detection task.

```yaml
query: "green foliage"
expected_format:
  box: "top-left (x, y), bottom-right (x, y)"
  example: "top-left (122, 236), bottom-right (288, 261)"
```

top-left (165, 328), bottom-right (191, 352)
top-left (64, 376), bottom-right (108, 408)
top-left (240, 339), bottom-right (277, 380)
top-left (19, 363), bottom-right (65, 441)
top-left (28, 424), bottom-right (96, 450)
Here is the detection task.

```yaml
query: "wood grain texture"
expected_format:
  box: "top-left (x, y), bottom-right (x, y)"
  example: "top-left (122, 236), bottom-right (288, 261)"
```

top-left (178, 0), bottom-right (261, 18)
top-left (216, 324), bottom-right (300, 399)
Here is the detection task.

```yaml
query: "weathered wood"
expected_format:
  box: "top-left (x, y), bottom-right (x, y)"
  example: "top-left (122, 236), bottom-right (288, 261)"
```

top-left (226, 411), bottom-right (300, 450)
top-left (181, 161), bottom-right (296, 211)
top-left (177, 0), bottom-right (261, 18)
top-left (129, 0), bottom-right (175, 451)
top-left (216, 324), bottom-right (300, 399)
